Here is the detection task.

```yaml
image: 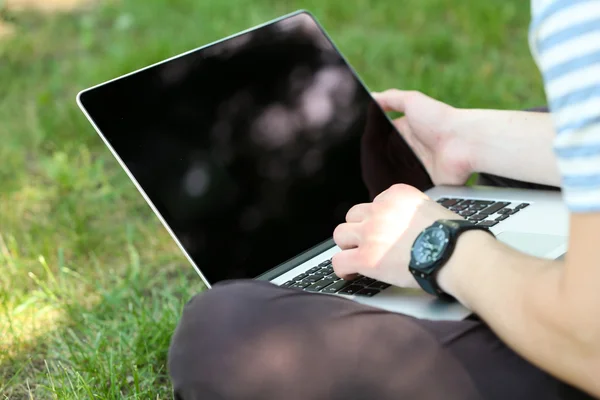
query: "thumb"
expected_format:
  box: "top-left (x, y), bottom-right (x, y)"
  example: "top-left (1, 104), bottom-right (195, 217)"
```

top-left (392, 116), bottom-right (417, 151)
top-left (372, 89), bottom-right (412, 113)
top-left (393, 115), bottom-right (410, 136)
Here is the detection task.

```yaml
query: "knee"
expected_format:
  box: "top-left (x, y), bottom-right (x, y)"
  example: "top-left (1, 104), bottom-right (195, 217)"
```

top-left (168, 280), bottom-right (277, 389)
top-left (170, 279), bottom-right (272, 347)
top-left (182, 279), bottom-right (269, 318)
top-left (179, 280), bottom-right (282, 324)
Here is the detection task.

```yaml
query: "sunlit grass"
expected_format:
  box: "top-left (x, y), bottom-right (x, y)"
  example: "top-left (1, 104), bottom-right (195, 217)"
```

top-left (0, 0), bottom-right (544, 397)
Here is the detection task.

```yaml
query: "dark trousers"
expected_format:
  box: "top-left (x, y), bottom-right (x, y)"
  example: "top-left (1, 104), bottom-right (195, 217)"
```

top-left (168, 107), bottom-right (593, 399)
top-left (168, 280), bottom-right (592, 400)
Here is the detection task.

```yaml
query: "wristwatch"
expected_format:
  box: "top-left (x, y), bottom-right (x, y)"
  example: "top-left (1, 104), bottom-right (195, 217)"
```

top-left (409, 220), bottom-right (495, 300)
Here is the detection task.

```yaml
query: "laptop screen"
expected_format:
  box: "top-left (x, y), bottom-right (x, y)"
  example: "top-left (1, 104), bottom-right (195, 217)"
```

top-left (78, 12), bottom-right (433, 284)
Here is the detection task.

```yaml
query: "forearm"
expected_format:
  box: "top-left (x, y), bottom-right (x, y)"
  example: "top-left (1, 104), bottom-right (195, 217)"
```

top-left (438, 224), bottom-right (600, 397)
top-left (449, 108), bottom-right (562, 186)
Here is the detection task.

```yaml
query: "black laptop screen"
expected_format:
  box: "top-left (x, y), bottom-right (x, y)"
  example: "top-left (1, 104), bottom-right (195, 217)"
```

top-left (79, 12), bottom-right (433, 284)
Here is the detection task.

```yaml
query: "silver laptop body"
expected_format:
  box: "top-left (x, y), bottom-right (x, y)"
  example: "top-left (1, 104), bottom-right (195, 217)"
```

top-left (77, 11), bottom-right (568, 321)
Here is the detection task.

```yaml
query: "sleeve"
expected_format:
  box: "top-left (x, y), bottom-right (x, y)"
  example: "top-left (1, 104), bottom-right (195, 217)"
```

top-left (529, 0), bottom-right (600, 212)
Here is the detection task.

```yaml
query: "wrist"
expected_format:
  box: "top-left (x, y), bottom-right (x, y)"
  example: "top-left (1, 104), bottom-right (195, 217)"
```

top-left (436, 229), bottom-right (497, 306)
top-left (446, 108), bottom-right (485, 176)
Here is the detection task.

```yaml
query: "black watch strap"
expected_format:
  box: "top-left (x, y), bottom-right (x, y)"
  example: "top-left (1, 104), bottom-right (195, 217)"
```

top-left (439, 219), bottom-right (496, 235)
top-left (413, 274), bottom-right (452, 300)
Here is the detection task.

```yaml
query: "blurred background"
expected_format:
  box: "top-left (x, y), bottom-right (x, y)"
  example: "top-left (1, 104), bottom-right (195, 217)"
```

top-left (0, 0), bottom-right (544, 398)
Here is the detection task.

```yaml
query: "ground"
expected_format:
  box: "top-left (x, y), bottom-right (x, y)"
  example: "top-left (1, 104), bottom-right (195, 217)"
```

top-left (0, 0), bottom-right (544, 398)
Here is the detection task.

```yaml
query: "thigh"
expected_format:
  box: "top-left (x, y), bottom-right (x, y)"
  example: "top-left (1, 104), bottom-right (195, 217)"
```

top-left (169, 280), bottom-right (479, 400)
top-left (168, 280), bottom-right (575, 400)
top-left (417, 319), bottom-right (591, 400)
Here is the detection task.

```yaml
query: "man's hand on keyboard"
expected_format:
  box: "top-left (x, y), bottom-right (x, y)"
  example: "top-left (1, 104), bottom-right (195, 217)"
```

top-left (332, 183), bottom-right (457, 288)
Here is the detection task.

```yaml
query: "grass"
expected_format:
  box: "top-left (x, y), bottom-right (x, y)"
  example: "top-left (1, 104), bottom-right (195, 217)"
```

top-left (0, 0), bottom-right (545, 398)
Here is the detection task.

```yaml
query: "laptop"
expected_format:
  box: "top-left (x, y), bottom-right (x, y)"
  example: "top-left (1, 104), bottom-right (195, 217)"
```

top-left (76, 10), bottom-right (568, 320)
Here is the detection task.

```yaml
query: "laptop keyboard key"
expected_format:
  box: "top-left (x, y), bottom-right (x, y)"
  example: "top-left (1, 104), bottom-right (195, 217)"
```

top-left (326, 272), bottom-right (341, 281)
top-left (321, 266), bottom-right (334, 275)
top-left (306, 266), bottom-right (321, 274)
top-left (319, 260), bottom-right (332, 267)
top-left (290, 281), bottom-right (311, 289)
top-left (305, 275), bottom-right (322, 283)
top-left (281, 281), bottom-right (294, 287)
top-left (292, 273), bottom-right (308, 281)
top-left (478, 221), bottom-right (498, 228)
top-left (459, 209), bottom-right (476, 217)
top-left (355, 277), bottom-right (376, 286)
top-left (355, 288), bottom-right (381, 297)
top-left (338, 285), bottom-right (364, 295)
top-left (322, 280), bottom-right (352, 293)
top-left (497, 208), bottom-right (511, 215)
top-left (305, 278), bottom-right (336, 292)
top-left (516, 203), bottom-right (530, 209)
top-left (440, 198), bottom-right (463, 208)
top-left (469, 214), bottom-right (487, 221)
top-left (369, 281), bottom-right (391, 290)
top-left (495, 214), bottom-right (509, 222)
top-left (480, 201), bottom-right (510, 215)
top-left (312, 270), bottom-right (330, 279)
top-left (469, 204), bottom-right (488, 211)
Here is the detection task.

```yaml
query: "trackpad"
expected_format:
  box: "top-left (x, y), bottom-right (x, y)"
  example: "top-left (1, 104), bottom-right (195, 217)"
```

top-left (496, 231), bottom-right (567, 259)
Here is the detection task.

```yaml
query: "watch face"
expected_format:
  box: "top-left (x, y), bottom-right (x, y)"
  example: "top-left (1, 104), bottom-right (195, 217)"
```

top-left (412, 226), bottom-right (450, 269)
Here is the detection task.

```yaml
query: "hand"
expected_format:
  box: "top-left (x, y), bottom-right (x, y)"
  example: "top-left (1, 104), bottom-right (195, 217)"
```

top-left (332, 184), bottom-right (460, 288)
top-left (373, 89), bottom-right (474, 186)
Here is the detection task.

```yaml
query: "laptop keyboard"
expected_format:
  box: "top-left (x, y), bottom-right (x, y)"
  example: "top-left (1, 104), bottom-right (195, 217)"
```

top-left (280, 259), bottom-right (390, 297)
top-left (436, 198), bottom-right (530, 227)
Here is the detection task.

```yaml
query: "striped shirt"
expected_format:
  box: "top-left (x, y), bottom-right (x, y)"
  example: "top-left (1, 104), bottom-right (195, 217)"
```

top-left (529, 0), bottom-right (600, 212)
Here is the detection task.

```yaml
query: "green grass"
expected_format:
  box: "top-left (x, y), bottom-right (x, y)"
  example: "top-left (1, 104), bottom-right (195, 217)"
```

top-left (0, 0), bottom-right (544, 397)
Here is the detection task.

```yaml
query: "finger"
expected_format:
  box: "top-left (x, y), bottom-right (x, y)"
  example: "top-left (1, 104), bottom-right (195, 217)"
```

top-left (373, 183), bottom-right (428, 203)
top-left (346, 203), bottom-right (371, 223)
top-left (372, 186), bottom-right (391, 203)
top-left (392, 116), bottom-right (420, 157)
top-left (390, 117), bottom-right (434, 174)
top-left (392, 116), bottom-right (410, 134)
top-left (373, 183), bottom-right (403, 202)
top-left (332, 249), bottom-right (362, 279)
top-left (333, 223), bottom-right (361, 250)
top-left (372, 89), bottom-right (413, 113)
top-left (391, 116), bottom-right (418, 149)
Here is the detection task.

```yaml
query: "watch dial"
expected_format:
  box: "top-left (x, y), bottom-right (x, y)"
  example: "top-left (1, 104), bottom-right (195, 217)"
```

top-left (413, 227), bottom-right (449, 266)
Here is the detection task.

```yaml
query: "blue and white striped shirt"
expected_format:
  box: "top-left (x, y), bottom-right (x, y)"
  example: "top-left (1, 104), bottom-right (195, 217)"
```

top-left (530, 0), bottom-right (600, 212)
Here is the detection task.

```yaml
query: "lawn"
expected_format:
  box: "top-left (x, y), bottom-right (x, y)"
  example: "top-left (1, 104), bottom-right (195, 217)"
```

top-left (0, 0), bottom-right (545, 398)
